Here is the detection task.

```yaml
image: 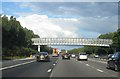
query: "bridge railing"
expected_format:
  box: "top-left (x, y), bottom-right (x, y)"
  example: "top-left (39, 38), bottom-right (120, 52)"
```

top-left (31, 38), bottom-right (112, 47)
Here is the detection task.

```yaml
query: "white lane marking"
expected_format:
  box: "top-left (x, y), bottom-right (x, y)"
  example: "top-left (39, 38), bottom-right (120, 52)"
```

top-left (47, 69), bottom-right (52, 73)
top-left (82, 62), bottom-right (104, 73)
top-left (50, 70), bottom-right (53, 78)
top-left (89, 59), bottom-right (107, 64)
top-left (0, 60), bottom-right (35, 70)
top-left (86, 64), bottom-right (90, 66)
top-left (97, 69), bottom-right (104, 72)
top-left (50, 59), bottom-right (59, 78)
top-left (73, 58), bottom-right (117, 77)
top-left (53, 64), bottom-right (56, 66)
top-left (12, 57), bottom-right (35, 61)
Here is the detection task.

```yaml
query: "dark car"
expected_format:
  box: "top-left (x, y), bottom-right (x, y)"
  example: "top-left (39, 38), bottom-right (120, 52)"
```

top-left (107, 52), bottom-right (120, 71)
top-left (62, 53), bottom-right (70, 59)
top-left (36, 52), bottom-right (50, 62)
top-left (108, 54), bottom-right (113, 59)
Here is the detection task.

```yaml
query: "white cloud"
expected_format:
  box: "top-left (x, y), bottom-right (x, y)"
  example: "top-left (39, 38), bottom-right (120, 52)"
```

top-left (63, 18), bottom-right (78, 22)
top-left (2, 0), bottom-right (120, 2)
top-left (17, 14), bottom-right (79, 38)
top-left (16, 14), bottom-right (117, 39)
top-left (13, 12), bottom-right (34, 17)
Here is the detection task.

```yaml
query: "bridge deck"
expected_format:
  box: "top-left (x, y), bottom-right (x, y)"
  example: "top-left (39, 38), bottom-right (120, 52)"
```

top-left (32, 38), bottom-right (112, 47)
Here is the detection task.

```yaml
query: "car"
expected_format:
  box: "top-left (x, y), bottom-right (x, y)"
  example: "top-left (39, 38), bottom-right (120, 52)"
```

top-left (94, 55), bottom-right (99, 58)
top-left (77, 53), bottom-right (88, 61)
top-left (71, 54), bottom-right (76, 58)
top-left (107, 52), bottom-right (120, 71)
top-left (108, 54), bottom-right (113, 59)
top-left (36, 52), bottom-right (50, 62)
top-left (62, 53), bottom-right (70, 59)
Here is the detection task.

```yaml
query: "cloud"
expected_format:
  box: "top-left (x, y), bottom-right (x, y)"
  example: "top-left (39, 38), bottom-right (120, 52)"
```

top-left (17, 14), bottom-right (79, 38)
top-left (62, 18), bottom-right (78, 21)
top-left (17, 14), bottom-right (117, 39)
top-left (77, 16), bottom-right (118, 34)
top-left (13, 12), bottom-right (34, 17)
top-left (2, 0), bottom-right (120, 2)
top-left (3, 2), bottom-right (118, 38)
top-left (18, 2), bottom-right (118, 18)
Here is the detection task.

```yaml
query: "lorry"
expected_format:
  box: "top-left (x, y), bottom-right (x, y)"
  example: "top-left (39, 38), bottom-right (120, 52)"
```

top-left (52, 48), bottom-right (59, 57)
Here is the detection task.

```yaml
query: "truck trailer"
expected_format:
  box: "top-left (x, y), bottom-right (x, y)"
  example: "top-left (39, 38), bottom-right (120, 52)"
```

top-left (52, 48), bottom-right (59, 57)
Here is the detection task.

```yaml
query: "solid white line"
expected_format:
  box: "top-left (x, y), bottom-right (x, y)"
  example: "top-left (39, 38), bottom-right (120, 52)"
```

top-left (0, 60), bottom-right (35, 70)
top-left (50, 70), bottom-right (53, 78)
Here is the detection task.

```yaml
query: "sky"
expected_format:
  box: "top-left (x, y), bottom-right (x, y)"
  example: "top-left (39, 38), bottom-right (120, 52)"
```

top-left (1, 1), bottom-right (119, 50)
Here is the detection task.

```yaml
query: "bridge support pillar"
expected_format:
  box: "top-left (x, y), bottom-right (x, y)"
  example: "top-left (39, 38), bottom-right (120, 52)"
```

top-left (38, 45), bottom-right (40, 52)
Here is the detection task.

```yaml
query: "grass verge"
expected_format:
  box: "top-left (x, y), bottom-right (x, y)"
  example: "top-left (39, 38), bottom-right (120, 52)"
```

top-left (2, 56), bottom-right (27, 60)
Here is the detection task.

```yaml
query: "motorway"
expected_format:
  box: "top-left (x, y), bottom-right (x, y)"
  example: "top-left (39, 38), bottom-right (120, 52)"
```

top-left (1, 56), bottom-right (120, 79)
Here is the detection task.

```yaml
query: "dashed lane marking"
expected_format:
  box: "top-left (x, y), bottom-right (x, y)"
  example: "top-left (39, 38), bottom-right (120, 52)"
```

top-left (89, 59), bottom-right (107, 64)
top-left (73, 58), bottom-right (117, 77)
top-left (50, 59), bottom-right (59, 78)
top-left (47, 69), bottom-right (52, 73)
top-left (86, 64), bottom-right (90, 66)
top-left (97, 69), bottom-right (104, 73)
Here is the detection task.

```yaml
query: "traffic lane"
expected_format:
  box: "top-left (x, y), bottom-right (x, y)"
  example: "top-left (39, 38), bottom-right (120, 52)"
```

top-left (51, 57), bottom-right (117, 77)
top-left (2, 58), bottom-right (35, 68)
top-left (88, 57), bottom-right (107, 63)
top-left (83, 58), bottom-right (118, 77)
top-left (2, 55), bottom-right (54, 68)
top-left (2, 57), bottom-right (58, 77)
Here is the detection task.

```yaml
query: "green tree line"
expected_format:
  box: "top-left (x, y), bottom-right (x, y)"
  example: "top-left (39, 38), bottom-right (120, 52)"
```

top-left (2, 15), bottom-right (39, 58)
top-left (68, 29), bottom-right (120, 55)
top-left (1, 15), bottom-right (52, 59)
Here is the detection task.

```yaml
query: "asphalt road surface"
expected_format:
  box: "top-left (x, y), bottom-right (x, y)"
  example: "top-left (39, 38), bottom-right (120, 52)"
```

top-left (2, 57), bottom-right (58, 77)
top-left (1, 56), bottom-right (120, 79)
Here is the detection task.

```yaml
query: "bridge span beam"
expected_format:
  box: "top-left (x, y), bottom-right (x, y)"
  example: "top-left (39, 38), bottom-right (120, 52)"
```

top-left (32, 38), bottom-right (112, 47)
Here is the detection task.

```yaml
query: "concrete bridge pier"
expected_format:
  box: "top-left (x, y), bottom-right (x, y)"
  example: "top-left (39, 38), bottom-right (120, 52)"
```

top-left (38, 45), bottom-right (40, 52)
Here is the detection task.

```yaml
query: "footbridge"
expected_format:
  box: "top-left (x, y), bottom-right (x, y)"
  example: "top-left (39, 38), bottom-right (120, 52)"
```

top-left (32, 38), bottom-right (112, 52)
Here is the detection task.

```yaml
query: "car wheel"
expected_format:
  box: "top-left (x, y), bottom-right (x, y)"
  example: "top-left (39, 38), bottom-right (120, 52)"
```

top-left (47, 59), bottom-right (50, 62)
top-left (114, 64), bottom-right (119, 71)
top-left (36, 59), bottom-right (39, 62)
top-left (106, 63), bottom-right (110, 69)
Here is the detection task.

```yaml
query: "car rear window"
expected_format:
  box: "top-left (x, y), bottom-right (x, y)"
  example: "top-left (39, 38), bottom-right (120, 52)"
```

top-left (80, 53), bottom-right (87, 55)
top-left (118, 52), bottom-right (120, 58)
top-left (39, 52), bottom-right (48, 55)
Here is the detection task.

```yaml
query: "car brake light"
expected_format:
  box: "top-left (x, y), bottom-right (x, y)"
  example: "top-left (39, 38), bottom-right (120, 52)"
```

top-left (118, 60), bottom-right (120, 62)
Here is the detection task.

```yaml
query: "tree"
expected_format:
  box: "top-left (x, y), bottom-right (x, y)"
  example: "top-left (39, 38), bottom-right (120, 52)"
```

top-left (112, 29), bottom-right (120, 52)
top-left (2, 15), bottom-right (40, 57)
top-left (68, 30), bottom-right (119, 55)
